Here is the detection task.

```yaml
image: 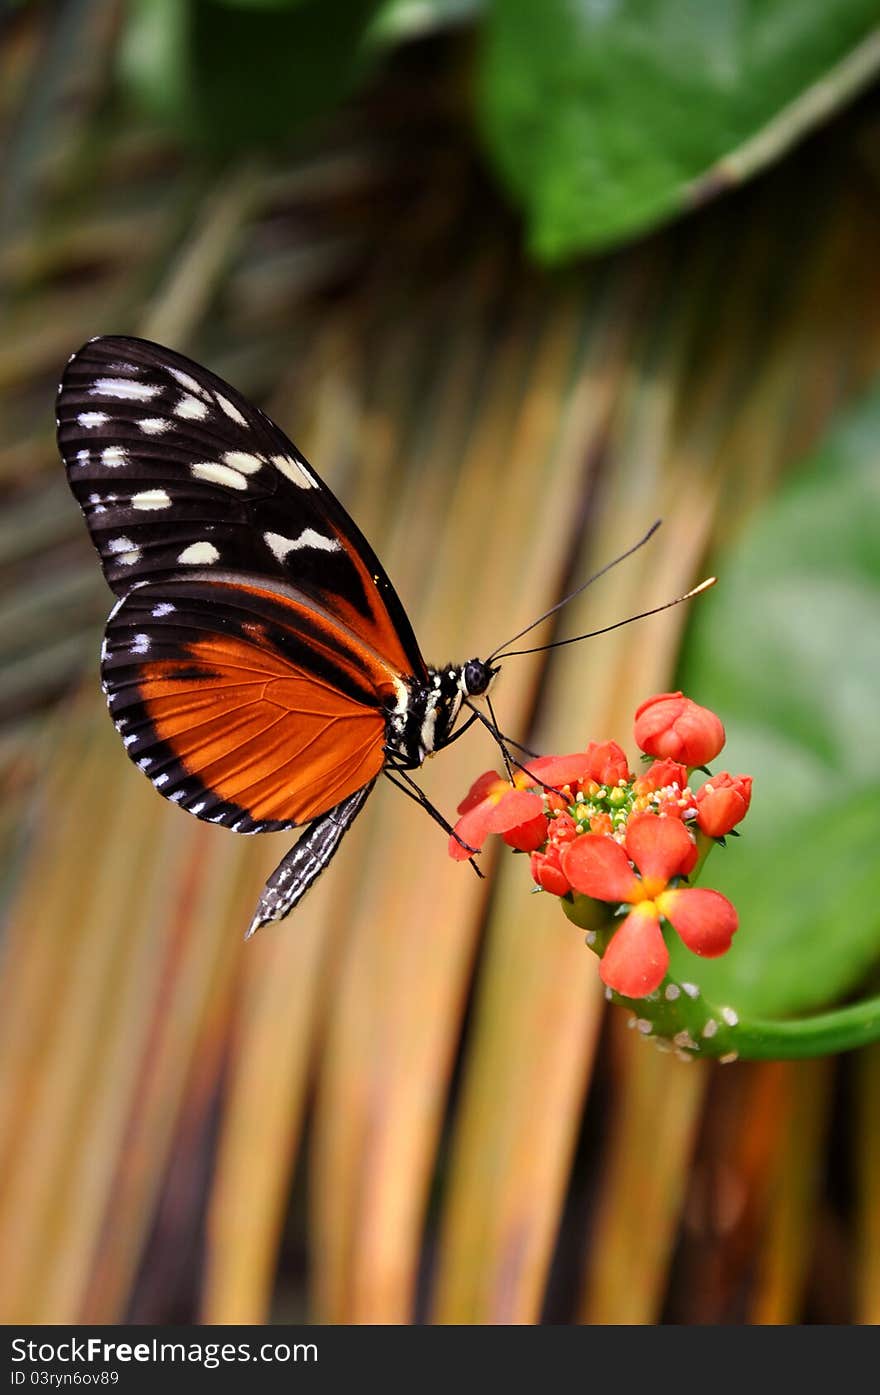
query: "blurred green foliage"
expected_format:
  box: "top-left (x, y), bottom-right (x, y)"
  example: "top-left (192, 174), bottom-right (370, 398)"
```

top-left (672, 392), bottom-right (880, 1015)
top-left (120, 0), bottom-right (387, 147)
top-left (480, 0), bottom-right (880, 258)
top-left (120, 0), bottom-right (880, 256)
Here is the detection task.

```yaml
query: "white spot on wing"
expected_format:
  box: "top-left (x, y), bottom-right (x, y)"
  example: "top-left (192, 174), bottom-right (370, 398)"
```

top-left (78, 412), bottom-right (109, 428)
top-left (152, 602), bottom-right (175, 617)
top-left (169, 367), bottom-right (207, 398)
top-left (191, 461), bottom-right (248, 491)
top-left (131, 633), bottom-right (151, 654)
top-left (93, 378), bottom-right (159, 401)
top-left (138, 417), bottom-right (171, 435)
top-left (76, 450), bottom-right (90, 465)
top-left (272, 454), bottom-right (315, 489)
top-left (175, 395), bottom-right (208, 421)
top-left (263, 529), bottom-right (339, 563)
top-left (107, 536), bottom-right (136, 554)
top-left (131, 489), bottom-right (171, 510)
top-left (154, 773), bottom-right (170, 787)
top-left (177, 541), bottom-right (219, 565)
top-left (118, 550), bottom-right (142, 566)
top-left (191, 802), bottom-right (206, 815)
top-left (102, 446), bottom-right (126, 467)
top-left (215, 394), bottom-right (247, 426)
top-left (223, 451), bottom-right (263, 474)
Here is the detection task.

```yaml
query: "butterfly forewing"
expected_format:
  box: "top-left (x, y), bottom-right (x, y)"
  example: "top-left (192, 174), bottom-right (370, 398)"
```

top-left (56, 335), bottom-right (437, 849)
top-left (58, 336), bottom-right (426, 680)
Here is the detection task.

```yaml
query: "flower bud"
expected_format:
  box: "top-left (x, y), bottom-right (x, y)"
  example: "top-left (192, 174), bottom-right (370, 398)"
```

top-left (530, 844), bottom-right (571, 897)
top-left (584, 739), bottom-right (630, 786)
top-left (695, 772), bottom-right (752, 837)
top-left (633, 692), bottom-right (725, 766)
top-left (632, 757), bottom-right (688, 796)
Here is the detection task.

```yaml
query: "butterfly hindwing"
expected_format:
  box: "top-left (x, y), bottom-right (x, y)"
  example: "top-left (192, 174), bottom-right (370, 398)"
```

top-left (101, 573), bottom-right (399, 832)
top-left (58, 335), bottom-right (427, 680)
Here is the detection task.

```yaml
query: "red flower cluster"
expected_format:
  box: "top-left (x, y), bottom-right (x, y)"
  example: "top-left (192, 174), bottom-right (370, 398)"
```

top-left (449, 692), bottom-right (751, 999)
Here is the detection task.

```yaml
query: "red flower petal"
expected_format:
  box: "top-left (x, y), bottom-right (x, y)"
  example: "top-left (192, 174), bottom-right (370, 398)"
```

top-left (695, 772), bottom-right (753, 837)
top-left (599, 904), bottom-right (669, 998)
top-left (624, 812), bottom-right (697, 887)
top-left (584, 740), bottom-right (630, 786)
top-left (657, 887), bottom-right (738, 957)
top-left (456, 770), bottom-right (504, 816)
top-left (503, 812), bottom-right (549, 852)
top-left (447, 801), bottom-right (497, 860)
top-left (487, 788), bottom-right (544, 833)
top-left (561, 833), bottom-right (640, 903)
top-left (525, 753), bottom-right (596, 788)
top-left (633, 692), bottom-right (725, 766)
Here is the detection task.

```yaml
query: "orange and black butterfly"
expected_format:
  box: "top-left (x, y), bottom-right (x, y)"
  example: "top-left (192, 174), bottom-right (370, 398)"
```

top-left (57, 337), bottom-right (499, 937)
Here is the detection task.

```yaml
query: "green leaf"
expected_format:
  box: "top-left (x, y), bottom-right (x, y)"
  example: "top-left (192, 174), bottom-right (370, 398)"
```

top-left (669, 387), bottom-right (880, 1016)
top-left (120, 0), bottom-right (386, 150)
top-left (667, 787), bottom-right (879, 1016)
top-left (207, 0), bottom-right (317, 11)
top-left (209, 1), bottom-right (316, 10)
top-left (370, 0), bottom-right (483, 44)
top-left (480, 0), bottom-right (880, 261)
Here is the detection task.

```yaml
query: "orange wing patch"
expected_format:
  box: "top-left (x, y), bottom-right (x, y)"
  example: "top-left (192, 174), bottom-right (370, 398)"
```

top-left (138, 630), bottom-right (385, 824)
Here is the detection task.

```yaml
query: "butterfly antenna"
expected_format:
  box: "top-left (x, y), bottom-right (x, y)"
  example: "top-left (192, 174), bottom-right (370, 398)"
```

top-left (487, 519), bottom-right (662, 663)
top-left (493, 576), bottom-right (716, 660)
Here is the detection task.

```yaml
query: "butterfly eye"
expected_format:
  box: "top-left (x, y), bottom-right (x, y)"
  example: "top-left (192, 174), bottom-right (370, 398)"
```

top-left (464, 659), bottom-right (492, 696)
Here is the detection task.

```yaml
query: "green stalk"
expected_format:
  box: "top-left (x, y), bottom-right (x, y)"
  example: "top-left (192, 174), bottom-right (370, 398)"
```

top-left (605, 982), bottom-right (880, 1064)
top-left (725, 995), bottom-right (880, 1061)
top-left (563, 893), bottom-right (880, 1062)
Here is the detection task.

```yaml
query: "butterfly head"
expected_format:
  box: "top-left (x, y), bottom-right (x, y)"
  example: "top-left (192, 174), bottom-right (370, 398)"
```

top-left (462, 657), bottom-right (497, 698)
top-left (425, 656), bottom-right (500, 752)
top-left (384, 658), bottom-right (500, 770)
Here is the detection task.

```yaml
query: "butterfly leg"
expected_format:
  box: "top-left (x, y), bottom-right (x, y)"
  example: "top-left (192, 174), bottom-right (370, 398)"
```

top-left (435, 710), bottom-right (479, 748)
top-left (464, 701), bottom-right (563, 795)
top-left (384, 765), bottom-right (484, 876)
top-left (245, 780), bottom-right (376, 939)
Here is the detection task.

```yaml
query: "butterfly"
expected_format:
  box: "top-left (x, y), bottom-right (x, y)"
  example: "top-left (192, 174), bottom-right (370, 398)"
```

top-left (57, 336), bottom-right (501, 937)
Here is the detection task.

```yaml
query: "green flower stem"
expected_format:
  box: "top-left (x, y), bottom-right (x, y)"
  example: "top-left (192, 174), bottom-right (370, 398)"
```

top-left (562, 894), bottom-right (880, 1062)
top-left (718, 994), bottom-right (880, 1060)
top-left (606, 985), bottom-right (880, 1063)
